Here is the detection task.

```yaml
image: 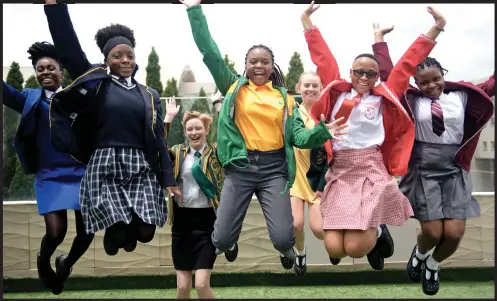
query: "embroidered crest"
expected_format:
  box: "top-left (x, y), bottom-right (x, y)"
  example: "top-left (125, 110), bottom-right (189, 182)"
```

top-left (365, 107), bottom-right (376, 120)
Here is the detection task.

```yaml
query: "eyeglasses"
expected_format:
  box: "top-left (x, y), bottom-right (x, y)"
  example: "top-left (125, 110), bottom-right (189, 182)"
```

top-left (352, 69), bottom-right (378, 79)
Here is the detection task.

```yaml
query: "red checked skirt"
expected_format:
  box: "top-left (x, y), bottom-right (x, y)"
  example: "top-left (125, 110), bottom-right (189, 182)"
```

top-left (320, 147), bottom-right (413, 230)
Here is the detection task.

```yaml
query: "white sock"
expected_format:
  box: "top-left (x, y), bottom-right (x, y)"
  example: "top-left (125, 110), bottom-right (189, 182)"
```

top-left (425, 256), bottom-right (440, 281)
top-left (295, 247), bottom-right (306, 256)
top-left (413, 247), bottom-right (429, 268)
top-left (377, 226), bottom-right (382, 238)
top-left (228, 244), bottom-right (236, 251)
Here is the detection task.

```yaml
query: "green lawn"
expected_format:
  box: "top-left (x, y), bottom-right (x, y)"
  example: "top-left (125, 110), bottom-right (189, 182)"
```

top-left (3, 268), bottom-right (494, 299)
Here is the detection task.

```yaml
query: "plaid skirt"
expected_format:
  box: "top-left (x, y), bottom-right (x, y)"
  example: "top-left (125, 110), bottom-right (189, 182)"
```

top-left (320, 146), bottom-right (413, 230)
top-left (79, 148), bottom-right (166, 234)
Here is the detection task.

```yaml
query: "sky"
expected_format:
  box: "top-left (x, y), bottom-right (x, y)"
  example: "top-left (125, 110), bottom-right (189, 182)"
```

top-left (3, 3), bottom-right (495, 85)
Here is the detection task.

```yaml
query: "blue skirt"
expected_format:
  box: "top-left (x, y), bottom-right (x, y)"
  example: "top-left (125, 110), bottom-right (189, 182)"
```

top-left (35, 166), bottom-right (86, 215)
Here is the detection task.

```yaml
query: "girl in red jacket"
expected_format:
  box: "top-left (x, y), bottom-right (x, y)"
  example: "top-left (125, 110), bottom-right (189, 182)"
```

top-left (301, 1), bottom-right (445, 271)
top-left (372, 23), bottom-right (494, 295)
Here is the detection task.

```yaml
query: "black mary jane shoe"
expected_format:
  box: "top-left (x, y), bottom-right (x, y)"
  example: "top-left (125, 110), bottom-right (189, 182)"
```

top-left (293, 254), bottom-right (307, 276)
top-left (37, 253), bottom-right (57, 290)
top-left (376, 224), bottom-right (394, 258)
top-left (406, 245), bottom-right (424, 282)
top-left (367, 247), bottom-right (384, 271)
top-left (52, 254), bottom-right (72, 295)
top-left (224, 243), bottom-right (239, 262)
top-left (329, 256), bottom-right (341, 265)
top-left (421, 260), bottom-right (440, 296)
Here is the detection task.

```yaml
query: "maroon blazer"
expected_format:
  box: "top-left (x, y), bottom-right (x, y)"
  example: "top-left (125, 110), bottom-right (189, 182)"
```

top-left (372, 42), bottom-right (495, 172)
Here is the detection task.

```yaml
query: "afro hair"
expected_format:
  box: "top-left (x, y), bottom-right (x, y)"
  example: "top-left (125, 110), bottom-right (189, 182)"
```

top-left (95, 23), bottom-right (136, 53)
top-left (27, 41), bottom-right (62, 68)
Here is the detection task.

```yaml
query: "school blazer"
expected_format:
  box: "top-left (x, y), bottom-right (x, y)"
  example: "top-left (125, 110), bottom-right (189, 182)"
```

top-left (304, 26), bottom-right (437, 191)
top-left (372, 41), bottom-right (495, 172)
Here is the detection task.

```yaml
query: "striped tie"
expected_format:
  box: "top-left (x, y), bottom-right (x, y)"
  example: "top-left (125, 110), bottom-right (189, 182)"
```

top-left (431, 99), bottom-right (445, 136)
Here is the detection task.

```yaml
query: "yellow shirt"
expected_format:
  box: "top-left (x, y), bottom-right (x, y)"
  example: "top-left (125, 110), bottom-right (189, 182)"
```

top-left (290, 104), bottom-right (319, 204)
top-left (234, 80), bottom-right (287, 151)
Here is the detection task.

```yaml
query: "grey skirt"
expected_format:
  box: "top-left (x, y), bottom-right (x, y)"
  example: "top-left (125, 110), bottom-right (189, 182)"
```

top-left (399, 141), bottom-right (480, 222)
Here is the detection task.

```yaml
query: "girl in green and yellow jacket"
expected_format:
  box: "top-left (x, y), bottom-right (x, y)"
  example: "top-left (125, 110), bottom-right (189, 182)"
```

top-left (178, 0), bottom-right (347, 270)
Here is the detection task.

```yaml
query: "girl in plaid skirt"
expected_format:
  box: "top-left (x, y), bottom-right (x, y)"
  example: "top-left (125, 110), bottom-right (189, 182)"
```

top-left (302, 2), bottom-right (446, 270)
top-left (43, 0), bottom-right (181, 256)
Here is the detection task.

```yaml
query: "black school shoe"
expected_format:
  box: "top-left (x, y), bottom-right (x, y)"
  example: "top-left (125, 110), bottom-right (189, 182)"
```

top-left (376, 224), bottom-right (394, 258)
top-left (406, 245), bottom-right (424, 282)
top-left (224, 243), bottom-right (238, 262)
top-left (421, 258), bottom-right (440, 296)
top-left (53, 254), bottom-right (72, 295)
top-left (294, 254), bottom-right (307, 276)
top-left (329, 256), bottom-right (341, 265)
top-left (36, 253), bottom-right (57, 290)
top-left (367, 247), bottom-right (385, 271)
top-left (280, 248), bottom-right (296, 270)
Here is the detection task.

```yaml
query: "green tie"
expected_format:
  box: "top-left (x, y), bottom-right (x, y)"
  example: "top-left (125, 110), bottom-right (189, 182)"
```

top-left (191, 151), bottom-right (217, 199)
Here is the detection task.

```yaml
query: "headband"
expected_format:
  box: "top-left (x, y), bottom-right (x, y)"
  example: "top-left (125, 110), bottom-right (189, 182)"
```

top-left (102, 36), bottom-right (133, 58)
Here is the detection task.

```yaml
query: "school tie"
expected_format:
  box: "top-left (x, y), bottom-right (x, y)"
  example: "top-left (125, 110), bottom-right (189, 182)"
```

top-left (334, 93), bottom-right (362, 124)
top-left (431, 99), bottom-right (445, 136)
top-left (191, 151), bottom-right (216, 199)
top-left (117, 77), bottom-right (128, 87)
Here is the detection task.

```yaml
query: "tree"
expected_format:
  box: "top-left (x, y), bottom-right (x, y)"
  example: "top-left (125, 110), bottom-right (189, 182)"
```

top-left (190, 87), bottom-right (210, 113)
top-left (285, 52), bottom-right (304, 92)
top-left (3, 61), bottom-right (24, 197)
top-left (61, 68), bottom-right (73, 87)
top-left (146, 47), bottom-right (163, 96)
top-left (24, 74), bottom-right (41, 89)
top-left (163, 77), bottom-right (184, 145)
top-left (224, 54), bottom-right (238, 75)
top-left (9, 161), bottom-right (35, 200)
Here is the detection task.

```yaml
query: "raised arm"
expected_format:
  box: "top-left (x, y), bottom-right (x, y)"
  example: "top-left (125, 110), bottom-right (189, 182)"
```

top-left (476, 73), bottom-right (495, 98)
top-left (372, 23), bottom-right (395, 82)
top-left (43, 0), bottom-right (92, 80)
top-left (302, 1), bottom-right (340, 87)
top-left (385, 7), bottom-right (446, 97)
top-left (179, 0), bottom-right (238, 96)
top-left (2, 82), bottom-right (27, 114)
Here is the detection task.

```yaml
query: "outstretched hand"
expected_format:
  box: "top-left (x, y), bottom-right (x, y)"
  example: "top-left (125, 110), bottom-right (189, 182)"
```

top-left (321, 115), bottom-right (348, 140)
top-left (303, 0), bottom-right (321, 17)
top-left (427, 6), bottom-right (446, 28)
top-left (373, 23), bottom-right (394, 37)
top-left (178, 0), bottom-right (202, 8)
top-left (167, 186), bottom-right (184, 205)
top-left (164, 96), bottom-right (181, 123)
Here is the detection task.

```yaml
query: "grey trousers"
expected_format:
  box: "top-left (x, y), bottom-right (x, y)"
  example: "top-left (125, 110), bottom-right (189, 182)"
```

top-left (211, 149), bottom-right (296, 259)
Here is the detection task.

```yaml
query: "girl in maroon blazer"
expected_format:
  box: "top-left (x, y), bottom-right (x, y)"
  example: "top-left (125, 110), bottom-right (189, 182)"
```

top-left (302, 1), bottom-right (445, 272)
top-left (372, 24), bottom-right (494, 296)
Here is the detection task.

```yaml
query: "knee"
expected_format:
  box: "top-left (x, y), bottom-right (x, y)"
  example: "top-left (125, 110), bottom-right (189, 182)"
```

top-left (211, 231), bottom-right (235, 251)
top-left (324, 242), bottom-right (346, 258)
top-left (271, 230), bottom-right (295, 253)
top-left (177, 282), bottom-right (192, 294)
top-left (443, 226), bottom-right (465, 245)
top-left (194, 278), bottom-right (210, 292)
top-left (46, 228), bottom-right (67, 246)
top-left (136, 225), bottom-right (155, 244)
top-left (293, 217), bottom-right (304, 233)
top-left (344, 238), bottom-right (373, 258)
top-left (422, 226), bottom-right (444, 245)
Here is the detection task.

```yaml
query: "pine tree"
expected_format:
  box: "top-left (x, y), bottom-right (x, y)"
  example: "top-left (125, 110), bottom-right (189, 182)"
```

top-left (3, 62), bottom-right (24, 197)
top-left (146, 47), bottom-right (163, 96)
top-left (224, 54), bottom-right (238, 75)
top-left (61, 68), bottom-right (73, 87)
top-left (24, 74), bottom-right (41, 89)
top-left (190, 87), bottom-right (210, 113)
top-left (286, 52), bottom-right (304, 92)
top-left (163, 77), bottom-right (184, 145)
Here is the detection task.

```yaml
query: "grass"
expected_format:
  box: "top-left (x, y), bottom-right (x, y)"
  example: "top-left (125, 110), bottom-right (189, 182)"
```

top-left (3, 267), bottom-right (494, 299)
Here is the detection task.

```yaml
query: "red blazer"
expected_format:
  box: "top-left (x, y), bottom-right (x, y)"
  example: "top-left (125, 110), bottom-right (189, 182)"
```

top-left (305, 26), bottom-right (437, 177)
top-left (372, 41), bottom-right (495, 172)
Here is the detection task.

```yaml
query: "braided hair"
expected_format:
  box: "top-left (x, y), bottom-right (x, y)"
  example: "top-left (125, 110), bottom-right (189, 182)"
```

top-left (243, 44), bottom-right (286, 88)
top-left (417, 57), bottom-right (448, 76)
top-left (27, 41), bottom-right (62, 69)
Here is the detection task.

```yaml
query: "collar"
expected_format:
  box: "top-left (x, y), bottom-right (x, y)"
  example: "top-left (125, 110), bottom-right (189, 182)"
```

top-left (350, 89), bottom-right (370, 99)
top-left (248, 79), bottom-right (273, 91)
top-left (44, 86), bottom-right (63, 99)
top-left (107, 67), bottom-right (132, 86)
top-left (189, 144), bottom-right (207, 155)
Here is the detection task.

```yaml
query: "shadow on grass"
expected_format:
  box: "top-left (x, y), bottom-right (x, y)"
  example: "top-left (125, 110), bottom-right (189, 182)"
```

top-left (3, 267), bottom-right (494, 293)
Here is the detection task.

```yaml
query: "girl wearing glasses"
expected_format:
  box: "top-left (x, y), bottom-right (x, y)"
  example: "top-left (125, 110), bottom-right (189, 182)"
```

top-left (301, 1), bottom-right (445, 271)
top-left (372, 24), bottom-right (494, 295)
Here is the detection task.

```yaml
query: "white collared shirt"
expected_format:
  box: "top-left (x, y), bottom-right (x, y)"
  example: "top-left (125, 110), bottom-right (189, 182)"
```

top-left (44, 86), bottom-right (63, 99)
top-left (178, 144), bottom-right (211, 208)
top-left (413, 91), bottom-right (467, 144)
top-left (331, 89), bottom-right (385, 151)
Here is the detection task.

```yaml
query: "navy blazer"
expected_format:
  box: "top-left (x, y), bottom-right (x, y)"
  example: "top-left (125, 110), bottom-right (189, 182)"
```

top-left (3, 83), bottom-right (44, 174)
top-left (44, 3), bottom-right (175, 188)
